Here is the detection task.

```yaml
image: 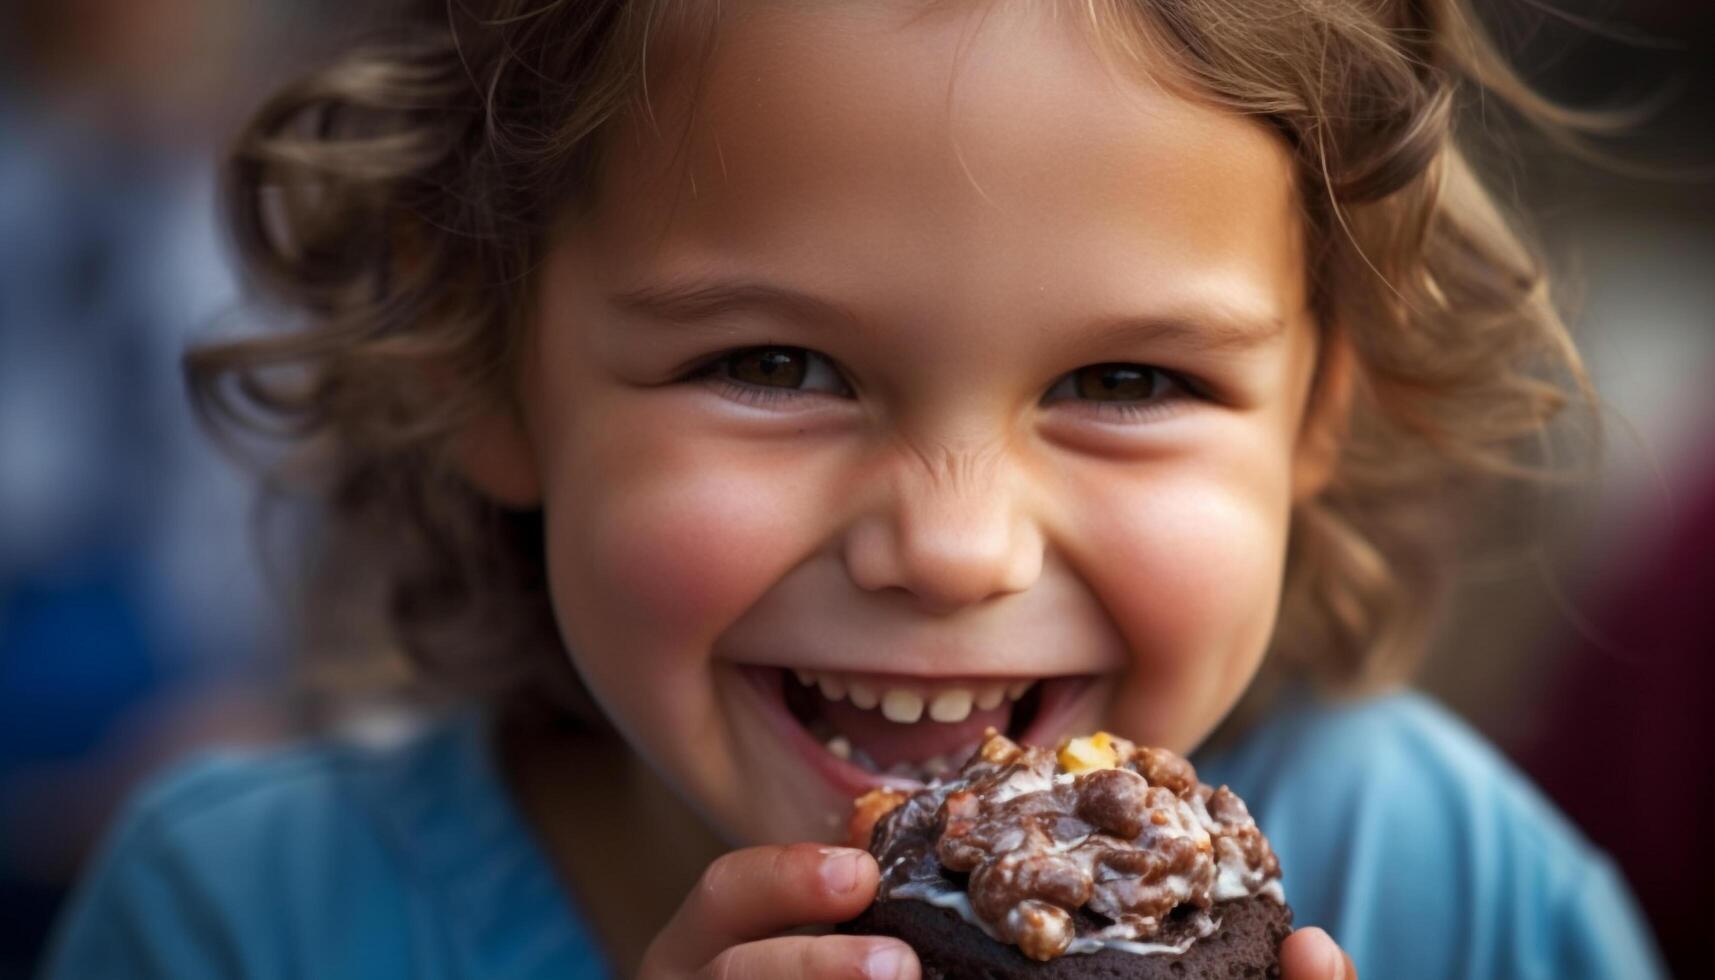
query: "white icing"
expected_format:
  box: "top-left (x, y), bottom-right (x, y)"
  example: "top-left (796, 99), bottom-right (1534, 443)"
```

top-left (1212, 859), bottom-right (1253, 901)
top-left (1064, 933), bottom-right (1196, 956)
top-left (989, 767), bottom-right (1055, 804)
top-left (891, 883), bottom-right (1005, 942)
top-left (1048, 833), bottom-right (1091, 854)
top-left (1159, 872), bottom-right (1192, 899)
top-left (1190, 793), bottom-right (1215, 829)
top-left (891, 882), bottom-right (1232, 959)
top-left (1211, 836), bottom-right (1283, 902)
top-left (1065, 910), bottom-right (1217, 956)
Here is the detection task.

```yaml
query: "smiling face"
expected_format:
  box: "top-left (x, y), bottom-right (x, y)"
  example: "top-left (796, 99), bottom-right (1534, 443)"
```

top-left (486, 0), bottom-right (1330, 844)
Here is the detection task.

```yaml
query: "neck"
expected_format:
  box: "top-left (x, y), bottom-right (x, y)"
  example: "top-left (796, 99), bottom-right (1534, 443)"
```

top-left (494, 712), bottom-right (726, 976)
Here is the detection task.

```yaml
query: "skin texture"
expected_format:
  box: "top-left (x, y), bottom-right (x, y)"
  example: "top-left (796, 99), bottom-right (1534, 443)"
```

top-left (461, 1), bottom-right (1355, 975)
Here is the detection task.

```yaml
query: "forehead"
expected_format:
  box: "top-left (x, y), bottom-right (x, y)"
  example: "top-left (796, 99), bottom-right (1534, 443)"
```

top-left (576, 0), bottom-right (1304, 326)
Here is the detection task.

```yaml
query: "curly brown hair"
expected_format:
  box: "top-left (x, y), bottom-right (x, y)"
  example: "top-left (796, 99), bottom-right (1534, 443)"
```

top-left (188, 0), bottom-right (1603, 722)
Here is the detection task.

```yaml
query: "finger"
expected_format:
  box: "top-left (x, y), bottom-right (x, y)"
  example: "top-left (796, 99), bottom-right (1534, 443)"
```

top-left (699, 935), bottom-right (919, 980)
top-left (650, 844), bottom-right (880, 972)
top-left (1280, 927), bottom-right (1357, 980)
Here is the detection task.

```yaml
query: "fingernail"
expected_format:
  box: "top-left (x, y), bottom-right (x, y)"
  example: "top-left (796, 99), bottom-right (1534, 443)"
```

top-left (820, 848), bottom-right (864, 893)
top-left (864, 942), bottom-right (908, 980)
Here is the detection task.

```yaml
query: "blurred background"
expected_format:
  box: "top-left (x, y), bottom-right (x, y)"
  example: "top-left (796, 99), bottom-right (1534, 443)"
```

top-left (0, 0), bottom-right (340, 972)
top-left (0, 0), bottom-right (1709, 977)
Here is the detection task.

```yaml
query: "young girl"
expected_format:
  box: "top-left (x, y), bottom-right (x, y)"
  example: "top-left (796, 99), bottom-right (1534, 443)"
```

top-left (39, 0), bottom-right (1665, 977)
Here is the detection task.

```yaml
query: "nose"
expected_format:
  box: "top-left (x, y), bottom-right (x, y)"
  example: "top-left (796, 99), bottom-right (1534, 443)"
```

top-left (842, 438), bottom-right (1044, 615)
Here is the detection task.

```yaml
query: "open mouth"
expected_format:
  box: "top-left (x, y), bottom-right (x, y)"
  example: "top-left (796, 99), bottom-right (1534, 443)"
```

top-left (739, 665), bottom-right (1100, 792)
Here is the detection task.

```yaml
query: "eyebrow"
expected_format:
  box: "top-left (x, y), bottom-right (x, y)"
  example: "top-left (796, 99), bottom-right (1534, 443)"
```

top-left (607, 276), bottom-right (1286, 353)
top-left (609, 277), bottom-right (862, 330)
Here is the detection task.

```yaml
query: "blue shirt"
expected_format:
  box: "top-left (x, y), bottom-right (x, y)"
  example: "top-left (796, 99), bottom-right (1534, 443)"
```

top-left (38, 692), bottom-right (1665, 979)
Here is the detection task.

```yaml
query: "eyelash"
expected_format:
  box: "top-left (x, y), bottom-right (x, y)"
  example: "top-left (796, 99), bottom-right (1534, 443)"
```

top-left (688, 346), bottom-right (1203, 420)
top-left (705, 375), bottom-right (804, 409)
top-left (689, 348), bottom-right (847, 409)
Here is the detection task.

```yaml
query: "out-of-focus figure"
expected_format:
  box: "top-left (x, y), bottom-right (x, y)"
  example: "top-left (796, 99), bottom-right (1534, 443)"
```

top-left (1517, 417), bottom-right (1715, 980)
top-left (0, 1), bottom-right (322, 973)
top-left (1420, 5), bottom-right (1715, 975)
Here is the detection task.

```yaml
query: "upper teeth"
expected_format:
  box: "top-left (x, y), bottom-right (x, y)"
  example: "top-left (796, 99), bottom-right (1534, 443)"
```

top-left (882, 689), bottom-right (925, 723)
top-left (928, 688), bottom-right (973, 723)
top-left (792, 670), bottom-right (1036, 724)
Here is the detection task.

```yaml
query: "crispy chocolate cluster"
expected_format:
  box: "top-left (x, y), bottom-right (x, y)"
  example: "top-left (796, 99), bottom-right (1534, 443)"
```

top-left (857, 730), bottom-right (1281, 961)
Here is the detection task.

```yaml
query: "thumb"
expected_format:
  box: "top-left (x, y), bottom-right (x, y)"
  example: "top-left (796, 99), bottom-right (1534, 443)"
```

top-left (1280, 927), bottom-right (1357, 980)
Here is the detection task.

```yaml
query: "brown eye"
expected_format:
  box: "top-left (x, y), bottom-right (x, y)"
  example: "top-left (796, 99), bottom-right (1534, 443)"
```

top-left (1044, 362), bottom-right (1194, 421)
top-left (726, 347), bottom-right (807, 387)
top-left (704, 346), bottom-right (850, 400)
top-left (1072, 364), bottom-right (1163, 401)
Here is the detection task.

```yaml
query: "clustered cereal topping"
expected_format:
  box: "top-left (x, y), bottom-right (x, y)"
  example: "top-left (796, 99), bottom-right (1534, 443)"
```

top-left (853, 730), bottom-right (1282, 961)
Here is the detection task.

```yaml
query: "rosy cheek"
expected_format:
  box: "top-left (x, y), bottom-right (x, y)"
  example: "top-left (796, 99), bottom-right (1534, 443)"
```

top-left (1077, 477), bottom-right (1287, 741)
top-left (551, 459), bottom-right (807, 660)
top-left (1156, 503), bottom-right (1280, 645)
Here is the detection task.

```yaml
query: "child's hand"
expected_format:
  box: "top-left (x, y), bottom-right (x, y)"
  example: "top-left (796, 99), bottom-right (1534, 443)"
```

top-left (639, 843), bottom-right (920, 979)
top-left (1281, 927), bottom-right (1359, 979)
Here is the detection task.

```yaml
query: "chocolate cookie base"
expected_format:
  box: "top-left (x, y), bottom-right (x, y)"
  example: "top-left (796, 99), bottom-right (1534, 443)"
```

top-left (841, 895), bottom-right (1291, 980)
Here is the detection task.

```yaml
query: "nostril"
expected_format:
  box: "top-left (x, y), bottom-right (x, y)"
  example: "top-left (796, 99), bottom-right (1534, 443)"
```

top-left (849, 546), bottom-right (1037, 616)
top-left (841, 497), bottom-right (1043, 612)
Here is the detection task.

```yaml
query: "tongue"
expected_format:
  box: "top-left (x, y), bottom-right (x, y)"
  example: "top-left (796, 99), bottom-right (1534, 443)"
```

top-left (819, 695), bottom-right (1013, 769)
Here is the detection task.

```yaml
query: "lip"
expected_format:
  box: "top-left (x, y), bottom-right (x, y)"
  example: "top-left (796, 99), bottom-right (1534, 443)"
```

top-left (734, 664), bottom-right (1106, 798)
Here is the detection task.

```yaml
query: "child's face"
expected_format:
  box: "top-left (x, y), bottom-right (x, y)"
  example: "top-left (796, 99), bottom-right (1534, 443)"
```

top-left (496, 2), bottom-right (1330, 843)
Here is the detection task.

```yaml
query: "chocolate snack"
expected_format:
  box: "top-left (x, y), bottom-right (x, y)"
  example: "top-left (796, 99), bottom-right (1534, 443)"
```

top-left (846, 893), bottom-right (1290, 980)
top-left (841, 731), bottom-right (1292, 978)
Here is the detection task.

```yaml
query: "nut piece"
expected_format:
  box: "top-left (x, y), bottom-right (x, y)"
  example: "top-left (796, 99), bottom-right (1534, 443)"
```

top-left (1074, 767), bottom-right (1150, 839)
top-left (977, 728), bottom-right (1023, 765)
top-left (1133, 745), bottom-right (1198, 797)
top-left (847, 788), bottom-right (909, 849)
top-left (934, 790), bottom-right (986, 871)
top-left (1006, 899), bottom-right (1075, 961)
top-left (1058, 732), bottom-right (1120, 774)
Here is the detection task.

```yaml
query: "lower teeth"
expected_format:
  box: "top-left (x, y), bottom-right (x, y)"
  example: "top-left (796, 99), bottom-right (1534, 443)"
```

top-left (793, 673), bottom-right (1018, 782)
top-left (823, 735), bottom-right (980, 783)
